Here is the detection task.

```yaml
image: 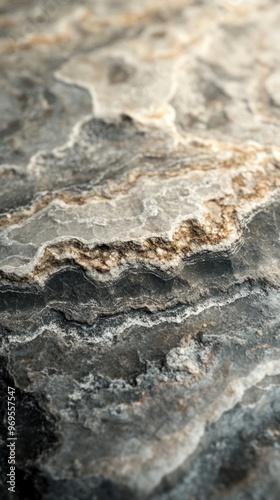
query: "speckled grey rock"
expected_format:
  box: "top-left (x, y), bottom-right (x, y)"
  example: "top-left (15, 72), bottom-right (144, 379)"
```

top-left (0, 1), bottom-right (280, 499)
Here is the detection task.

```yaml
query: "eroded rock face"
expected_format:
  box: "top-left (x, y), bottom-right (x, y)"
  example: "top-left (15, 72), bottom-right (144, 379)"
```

top-left (0, 1), bottom-right (280, 499)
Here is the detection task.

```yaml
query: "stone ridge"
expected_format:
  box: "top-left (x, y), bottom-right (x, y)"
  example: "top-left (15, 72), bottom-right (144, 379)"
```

top-left (0, 135), bottom-right (279, 281)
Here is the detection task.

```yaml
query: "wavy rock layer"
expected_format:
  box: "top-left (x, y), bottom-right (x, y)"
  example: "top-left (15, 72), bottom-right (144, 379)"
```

top-left (0, 1), bottom-right (280, 499)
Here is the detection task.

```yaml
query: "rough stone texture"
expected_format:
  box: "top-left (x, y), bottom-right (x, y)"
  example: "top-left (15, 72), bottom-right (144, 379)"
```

top-left (0, 1), bottom-right (280, 499)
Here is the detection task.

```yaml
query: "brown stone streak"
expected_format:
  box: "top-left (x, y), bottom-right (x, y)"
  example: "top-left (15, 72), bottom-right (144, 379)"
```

top-left (79, 1), bottom-right (192, 33)
top-left (3, 206), bottom-right (240, 281)
top-left (26, 174), bottom-right (279, 283)
top-left (0, 30), bottom-right (73, 54)
top-left (1, 143), bottom-right (279, 230)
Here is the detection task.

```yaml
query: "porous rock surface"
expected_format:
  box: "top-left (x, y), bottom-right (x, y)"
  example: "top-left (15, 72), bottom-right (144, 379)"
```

top-left (0, 1), bottom-right (280, 499)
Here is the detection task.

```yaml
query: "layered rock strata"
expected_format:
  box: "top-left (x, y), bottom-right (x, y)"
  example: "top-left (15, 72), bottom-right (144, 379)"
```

top-left (0, 1), bottom-right (280, 499)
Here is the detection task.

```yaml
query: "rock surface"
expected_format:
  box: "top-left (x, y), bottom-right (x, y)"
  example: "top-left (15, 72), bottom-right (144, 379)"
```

top-left (0, 1), bottom-right (280, 499)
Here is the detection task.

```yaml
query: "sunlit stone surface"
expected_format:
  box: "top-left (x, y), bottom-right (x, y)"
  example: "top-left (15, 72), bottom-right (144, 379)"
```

top-left (0, 1), bottom-right (280, 499)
